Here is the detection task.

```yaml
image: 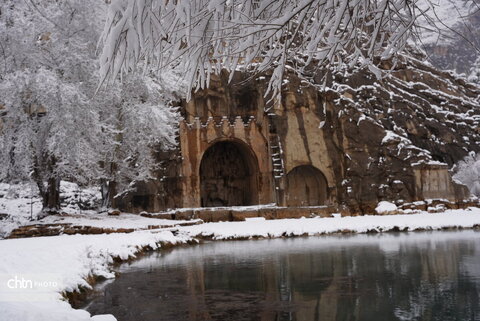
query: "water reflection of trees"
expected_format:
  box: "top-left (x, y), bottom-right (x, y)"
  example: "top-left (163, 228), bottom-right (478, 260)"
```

top-left (182, 237), bottom-right (480, 321)
top-left (87, 234), bottom-right (480, 321)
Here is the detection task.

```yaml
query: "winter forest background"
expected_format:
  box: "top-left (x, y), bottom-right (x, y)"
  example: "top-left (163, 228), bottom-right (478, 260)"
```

top-left (0, 0), bottom-right (184, 213)
top-left (0, 0), bottom-right (479, 217)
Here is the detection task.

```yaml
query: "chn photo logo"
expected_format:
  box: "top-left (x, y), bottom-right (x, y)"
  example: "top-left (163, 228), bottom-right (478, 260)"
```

top-left (6, 275), bottom-right (58, 290)
top-left (7, 276), bottom-right (32, 289)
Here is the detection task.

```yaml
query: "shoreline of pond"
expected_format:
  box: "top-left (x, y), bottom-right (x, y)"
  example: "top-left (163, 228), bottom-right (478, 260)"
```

top-left (74, 221), bottom-right (480, 312)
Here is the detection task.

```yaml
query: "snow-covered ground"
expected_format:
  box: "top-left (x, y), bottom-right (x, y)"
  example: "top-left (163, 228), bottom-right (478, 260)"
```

top-left (1, 207), bottom-right (480, 321)
top-left (181, 207), bottom-right (480, 239)
top-left (0, 182), bottom-right (103, 237)
top-left (0, 183), bottom-right (43, 238)
top-left (0, 182), bottom-right (201, 238)
top-left (0, 230), bottom-right (190, 321)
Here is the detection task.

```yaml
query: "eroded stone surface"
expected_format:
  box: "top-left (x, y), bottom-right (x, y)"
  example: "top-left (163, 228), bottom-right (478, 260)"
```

top-left (116, 55), bottom-right (479, 214)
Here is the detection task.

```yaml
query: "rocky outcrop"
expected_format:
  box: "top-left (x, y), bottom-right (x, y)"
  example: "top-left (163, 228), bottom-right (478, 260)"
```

top-left (295, 54), bottom-right (480, 212)
top-left (119, 53), bottom-right (479, 214)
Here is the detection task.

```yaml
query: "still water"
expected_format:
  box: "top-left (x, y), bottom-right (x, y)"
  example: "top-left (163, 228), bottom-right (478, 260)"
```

top-left (86, 231), bottom-right (480, 321)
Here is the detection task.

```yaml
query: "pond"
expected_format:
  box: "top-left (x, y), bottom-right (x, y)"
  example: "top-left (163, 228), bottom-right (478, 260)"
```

top-left (85, 231), bottom-right (480, 321)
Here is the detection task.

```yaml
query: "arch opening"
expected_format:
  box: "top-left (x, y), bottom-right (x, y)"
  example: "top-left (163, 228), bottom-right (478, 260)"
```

top-left (199, 141), bottom-right (259, 207)
top-left (285, 165), bottom-right (328, 206)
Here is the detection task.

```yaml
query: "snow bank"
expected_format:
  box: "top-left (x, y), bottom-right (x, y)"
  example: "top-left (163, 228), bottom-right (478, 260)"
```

top-left (181, 208), bottom-right (480, 240)
top-left (1, 208), bottom-right (480, 320)
top-left (0, 230), bottom-right (190, 321)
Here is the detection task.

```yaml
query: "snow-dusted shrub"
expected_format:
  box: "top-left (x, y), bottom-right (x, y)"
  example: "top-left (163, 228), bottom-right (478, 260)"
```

top-left (453, 153), bottom-right (480, 197)
top-left (60, 182), bottom-right (102, 211)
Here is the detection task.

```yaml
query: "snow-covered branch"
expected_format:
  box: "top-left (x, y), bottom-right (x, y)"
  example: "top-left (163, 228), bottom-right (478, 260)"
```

top-left (99, 0), bottom-right (425, 100)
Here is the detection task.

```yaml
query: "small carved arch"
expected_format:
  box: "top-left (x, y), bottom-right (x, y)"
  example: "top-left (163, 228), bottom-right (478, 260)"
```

top-left (285, 165), bottom-right (328, 206)
top-left (199, 139), bottom-right (259, 207)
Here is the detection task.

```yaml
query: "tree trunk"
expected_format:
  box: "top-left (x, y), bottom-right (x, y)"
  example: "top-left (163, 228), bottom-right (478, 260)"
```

top-left (31, 152), bottom-right (60, 216)
top-left (33, 175), bottom-right (60, 217)
top-left (100, 178), bottom-right (109, 208)
top-left (100, 179), bottom-right (117, 209)
top-left (107, 180), bottom-right (117, 209)
top-left (43, 177), bottom-right (60, 213)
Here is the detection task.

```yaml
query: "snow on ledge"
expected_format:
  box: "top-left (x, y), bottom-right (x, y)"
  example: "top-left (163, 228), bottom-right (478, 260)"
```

top-left (411, 160), bottom-right (448, 167)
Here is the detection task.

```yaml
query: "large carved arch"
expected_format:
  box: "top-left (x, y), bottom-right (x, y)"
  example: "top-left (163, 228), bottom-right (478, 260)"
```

top-left (285, 165), bottom-right (328, 206)
top-left (199, 140), bottom-right (259, 207)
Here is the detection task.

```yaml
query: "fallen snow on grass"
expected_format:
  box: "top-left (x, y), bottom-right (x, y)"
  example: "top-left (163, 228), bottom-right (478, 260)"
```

top-left (181, 208), bottom-right (480, 239)
top-left (0, 230), bottom-right (190, 321)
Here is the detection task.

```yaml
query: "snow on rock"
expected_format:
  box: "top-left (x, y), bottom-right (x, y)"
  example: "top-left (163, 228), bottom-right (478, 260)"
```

top-left (375, 201), bottom-right (398, 214)
top-left (0, 230), bottom-right (190, 321)
top-left (169, 203), bottom-right (277, 213)
top-left (411, 160), bottom-right (448, 167)
top-left (381, 130), bottom-right (412, 145)
top-left (91, 315), bottom-right (117, 321)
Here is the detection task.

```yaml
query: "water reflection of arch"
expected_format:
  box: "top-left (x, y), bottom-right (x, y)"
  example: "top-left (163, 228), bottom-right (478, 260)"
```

top-left (285, 165), bottom-right (328, 206)
top-left (199, 139), bottom-right (259, 207)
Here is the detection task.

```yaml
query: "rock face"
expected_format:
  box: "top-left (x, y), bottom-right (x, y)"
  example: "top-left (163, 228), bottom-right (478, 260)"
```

top-left (116, 53), bottom-right (479, 214)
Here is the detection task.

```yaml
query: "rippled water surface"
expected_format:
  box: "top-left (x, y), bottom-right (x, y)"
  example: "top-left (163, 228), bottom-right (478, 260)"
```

top-left (86, 231), bottom-right (480, 321)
